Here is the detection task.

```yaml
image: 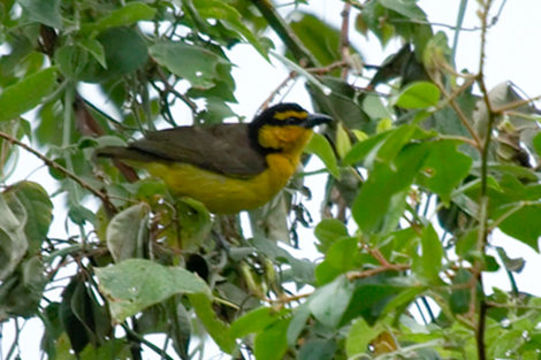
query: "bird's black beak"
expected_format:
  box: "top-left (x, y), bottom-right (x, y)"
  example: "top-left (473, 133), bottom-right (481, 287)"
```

top-left (303, 113), bottom-right (333, 128)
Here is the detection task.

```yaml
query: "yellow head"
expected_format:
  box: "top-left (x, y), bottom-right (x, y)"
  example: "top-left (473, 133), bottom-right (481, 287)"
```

top-left (250, 103), bottom-right (332, 157)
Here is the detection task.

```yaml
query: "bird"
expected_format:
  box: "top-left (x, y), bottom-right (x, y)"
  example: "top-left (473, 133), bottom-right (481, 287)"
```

top-left (96, 103), bottom-right (332, 213)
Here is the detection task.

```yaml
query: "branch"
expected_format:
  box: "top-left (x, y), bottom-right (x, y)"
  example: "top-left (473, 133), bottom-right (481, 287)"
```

top-left (250, 0), bottom-right (318, 66)
top-left (306, 60), bottom-right (348, 75)
top-left (492, 94), bottom-right (541, 114)
top-left (0, 131), bottom-right (117, 213)
top-left (432, 76), bottom-right (482, 148)
top-left (474, 2), bottom-right (495, 359)
top-left (346, 264), bottom-right (410, 280)
top-left (339, 2), bottom-right (351, 78)
top-left (266, 292), bottom-right (311, 304)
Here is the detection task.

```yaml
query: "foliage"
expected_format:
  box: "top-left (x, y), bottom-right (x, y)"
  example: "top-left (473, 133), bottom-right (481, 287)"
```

top-left (1, 0), bottom-right (540, 359)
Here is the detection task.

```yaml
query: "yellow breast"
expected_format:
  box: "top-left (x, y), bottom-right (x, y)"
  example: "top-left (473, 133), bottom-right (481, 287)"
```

top-left (143, 153), bottom-right (300, 213)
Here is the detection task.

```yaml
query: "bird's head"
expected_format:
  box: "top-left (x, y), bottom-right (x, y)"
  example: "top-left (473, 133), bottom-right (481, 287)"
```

top-left (249, 103), bottom-right (332, 155)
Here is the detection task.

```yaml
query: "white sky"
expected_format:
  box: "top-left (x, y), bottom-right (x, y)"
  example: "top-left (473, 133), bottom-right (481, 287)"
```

top-left (2, 0), bottom-right (541, 359)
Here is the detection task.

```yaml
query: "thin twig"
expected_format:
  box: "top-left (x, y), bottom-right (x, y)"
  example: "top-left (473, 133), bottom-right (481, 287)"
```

top-left (346, 264), bottom-right (410, 280)
top-left (433, 79), bottom-right (482, 148)
top-left (306, 60), bottom-right (348, 75)
top-left (258, 72), bottom-right (297, 111)
top-left (492, 94), bottom-right (541, 114)
top-left (488, 201), bottom-right (529, 231)
top-left (266, 292), bottom-right (312, 304)
top-left (438, 134), bottom-right (478, 148)
top-left (0, 131), bottom-right (117, 212)
top-left (339, 2), bottom-right (351, 79)
top-left (364, 246), bottom-right (392, 267)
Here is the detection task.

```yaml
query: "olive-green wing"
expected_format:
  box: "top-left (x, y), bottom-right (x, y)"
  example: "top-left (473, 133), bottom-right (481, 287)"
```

top-left (98, 123), bottom-right (267, 177)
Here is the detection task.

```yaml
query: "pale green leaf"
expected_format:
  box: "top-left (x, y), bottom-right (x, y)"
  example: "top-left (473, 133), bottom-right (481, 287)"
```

top-left (106, 203), bottom-right (150, 262)
top-left (19, 0), bottom-right (62, 28)
top-left (395, 81), bottom-right (440, 109)
top-left (149, 41), bottom-right (230, 90)
top-left (95, 259), bottom-right (210, 323)
top-left (305, 133), bottom-right (340, 178)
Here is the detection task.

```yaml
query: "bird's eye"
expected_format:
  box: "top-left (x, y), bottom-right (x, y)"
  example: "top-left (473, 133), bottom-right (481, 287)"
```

top-left (285, 117), bottom-right (299, 125)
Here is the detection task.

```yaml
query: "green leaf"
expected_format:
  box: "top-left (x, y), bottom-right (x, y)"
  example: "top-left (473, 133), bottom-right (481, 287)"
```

top-left (97, 27), bottom-right (147, 77)
top-left (363, 94), bottom-right (393, 119)
top-left (308, 77), bottom-right (369, 130)
top-left (497, 204), bottom-right (541, 251)
top-left (353, 143), bottom-right (429, 233)
top-left (230, 306), bottom-right (289, 338)
top-left (19, 0), bottom-right (62, 28)
top-left (346, 317), bottom-right (383, 357)
top-left (286, 302), bottom-right (311, 346)
top-left (4, 181), bottom-right (53, 256)
top-left (0, 256), bottom-right (46, 319)
top-left (419, 140), bottom-right (472, 203)
top-left (381, 286), bottom-right (426, 316)
top-left (79, 339), bottom-right (131, 360)
top-left (254, 318), bottom-right (290, 360)
top-left (412, 224), bottom-right (443, 282)
top-left (251, 237), bottom-right (315, 285)
top-left (335, 122), bottom-right (352, 159)
top-left (394, 81), bottom-right (440, 109)
top-left (192, 0), bottom-right (268, 58)
top-left (324, 237), bottom-right (364, 274)
top-left (305, 133), bottom-right (340, 178)
top-left (495, 246), bottom-right (525, 273)
top-left (314, 259), bottom-right (344, 285)
top-left (308, 275), bottom-right (354, 328)
top-left (78, 39), bottom-right (107, 69)
top-left (314, 218), bottom-right (349, 253)
top-left (59, 277), bottom-right (90, 353)
top-left (0, 67), bottom-right (57, 122)
top-left (68, 205), bottom-right (95, 226)
top-left (167, 300), bottom-right (191, 359)
top-left (533, 132), bottom-right (541, 157)
top-left (450, 269), bottom-right (472, 314)
top-left (106, 203), bottom-right (149, 262)
top-left (373, 124), bottom-right (416, 164)
top-left (149, 41), bottom-right (230, 90)
top-left (40, 302), bottom-right (64, 359)
top-left (290, 13), bottom-right (342, 66)
top-left (187, 293), bottom-right (236, 354)
top-left (69, 276), bottom-right (111, 345)
top-left (379, 0), bottom-right (427, 20)
top-left (95, 259), bottom-right (210, 323)
top-left (341, 278), bottom-right (410, 325)
top-left (174, 197), bottom-right (212, 251)
top-left (55, 45), bottom-right (89, 79)
top-left (90, 2), bottom-right (156, 32)
top-left (299, 339), bottom-right (336, 360)
top-left (343, 131), bottom-right (389, 165)
top-left (0, 192), bottom-right (27, 281)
